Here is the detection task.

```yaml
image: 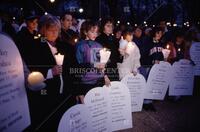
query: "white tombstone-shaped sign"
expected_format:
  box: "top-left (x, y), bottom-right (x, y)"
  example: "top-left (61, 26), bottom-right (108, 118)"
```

top-left (103, 81), bottom-right (132, 131)
top-left (57, 104), bottom-right (92, 132)
top-left (190, 42), bottom-right (200, 76)
top-left (144, 61), bottom-right (171, 100)
top-left (121, 74), bottom-right (145, 112)
top-left (169, 59), bottom-right (194, 96)
top-left (84, 87), bottom-right (111, 132)
top-left (0, 33), bottom-right (30, 132)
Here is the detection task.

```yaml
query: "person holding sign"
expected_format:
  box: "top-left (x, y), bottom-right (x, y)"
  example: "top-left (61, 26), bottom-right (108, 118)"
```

top-left (143, 27), bottom-right (164, 111)
top-left (118, 28), bottom-right (141, 80)
top-left (75, 20), bottom-right (111, 104)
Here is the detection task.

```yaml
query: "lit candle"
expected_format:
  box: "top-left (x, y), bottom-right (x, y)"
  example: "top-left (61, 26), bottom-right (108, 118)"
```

top-left (54, 53), bottom-right (64, 94)
top-left (178, 48), bottom-right (181, 52)
top-left (74, 38), bottom-right (78, 43)
top-left (28, 72), bottom-right (45, 86)
top-left (166, 45), bottom-right (170, 49)
top-left (162, 45), bottom-right (171, 59)
top-left (55, 53), bottom-right (64, 66)
top-left (99, 48), bottom-right (111, 63)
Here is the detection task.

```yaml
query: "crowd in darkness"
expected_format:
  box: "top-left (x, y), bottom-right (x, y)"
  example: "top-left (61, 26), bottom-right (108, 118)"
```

top-left (1, 10), bottom-right (200, 131)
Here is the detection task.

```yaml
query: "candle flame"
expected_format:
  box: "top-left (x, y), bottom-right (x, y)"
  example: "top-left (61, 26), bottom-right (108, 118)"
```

top-left (166, 45), bottom-right (169, 49)
top-left (178, 48), bottom-right (181, 52)
top-left (74, 38), bottom-right (78, 43)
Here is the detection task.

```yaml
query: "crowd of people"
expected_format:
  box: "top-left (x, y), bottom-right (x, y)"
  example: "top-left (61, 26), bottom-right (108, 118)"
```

top-left (1, 10), bottom-right (200, 130)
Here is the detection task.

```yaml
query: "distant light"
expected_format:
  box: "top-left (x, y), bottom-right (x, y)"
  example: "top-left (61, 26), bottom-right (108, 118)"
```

top-left (20, 8), bottom-right (23, 11)
top-left (117, 21), bottom-right (120, 24)
top-left (13, 17), bottom-right (15, 20)
top-left (186, 21), bottom-right (189, 24)
top-left (38, 34), bottom-right (41, 37)
top-left (49, 0), bottom-right (55, 3)
top-left (187, 24), bottom-right (190, 27)
top-left (184, 23), bottom-right (187, 26)
top-left (144, 21), bottom-right (147, 24)
top-left (198, 21), bottom-right (200, 25)
top-left (44, 12), bottom-right (48, 15)
top-left (152, 25), bottom-right (155, 27)
top-left (112, 33), bottom-right (114, 36)
top-left (127, 22), bottom-right (130, 25)
top-left (173, 24), bottom-right (177, 27)
top-left (166, 22), bottom-right (171, 26)
top-left (79, 8), bottom-right (84, 13)
top-left (134, 24), bottom-right (137, 27)
top-left (145, 24), bottom-right (148, 27)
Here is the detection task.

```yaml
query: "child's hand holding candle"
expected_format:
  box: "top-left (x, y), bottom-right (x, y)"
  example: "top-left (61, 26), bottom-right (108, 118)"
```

top-left (162, 44), bottom-right (171, 59)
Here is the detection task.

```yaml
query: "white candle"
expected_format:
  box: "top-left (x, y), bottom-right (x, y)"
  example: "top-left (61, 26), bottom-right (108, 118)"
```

top-left (125, 42), bottom-right (134, 55)
top-left (28, 72), bottom-right (45, 86)
top-left (100, 48), bottom-right (111, 63)
top-left (55, 53), bottom-right (64, 66)
top-left (162, 48), bottom-right (171, 59)
top-left (54, 53), bottom-right (64, 94)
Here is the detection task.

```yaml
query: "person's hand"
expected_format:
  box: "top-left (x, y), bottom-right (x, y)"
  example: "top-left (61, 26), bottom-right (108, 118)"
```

top-left (96, 63), bottom-right (105, 70)
top-left (132, 71), bottom-right (137, 76)
top-left (104, 75), bottom-right (111, 87)
top-left (76, 95), bottom-right (85, 104)
top-left (154, 60), bottom-right (160, 64)
top-left (52, 65), bottom-right (62, 76)
top-left (119, 48), bottom-right (125, 56)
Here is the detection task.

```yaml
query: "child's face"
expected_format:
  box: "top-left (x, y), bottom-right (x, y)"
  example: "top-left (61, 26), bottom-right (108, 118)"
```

top-left (103, 22), bottom-right (114, 35)
top-left (155, 31), bottom-right (163, 41)
top-left (125, 34), bottom-right (133, 42)
top-left (86, 26), bottom-right (98, 41)
top-left (45, 26), bottom-right (59, 42)
top-left (134, 28), bottom-right (142, 38)
top-left (176, 36), bottom-right (184, 44)
top-left (115, 31), bottom-right (122, 39)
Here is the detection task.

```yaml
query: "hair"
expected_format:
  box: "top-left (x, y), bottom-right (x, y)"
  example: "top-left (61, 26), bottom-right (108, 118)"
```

top-left (60, 11), bottom-right (73, 21)
top-left (100, 17), bottom-right (114, 33)
top-left (38, 14), bottom-right (61, 36)
top-left (150, 27), bottom-right (163, 38)
top-left (122, 28), bottom-right (133, 39)
top-left (80, 20), bottom-right (99, 39)
top-left (133, 26), bottom-right (142, 32)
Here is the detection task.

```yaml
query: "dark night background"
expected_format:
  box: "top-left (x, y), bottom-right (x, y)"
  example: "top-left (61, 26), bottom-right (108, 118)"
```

top-left (0, 0), bottom-right (200, 26)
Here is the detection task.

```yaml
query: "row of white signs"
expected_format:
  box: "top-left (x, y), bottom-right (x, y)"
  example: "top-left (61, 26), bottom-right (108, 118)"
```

top-left (58, 82), bottom-right (132, 132)
top-left (58, 59), bottom-right (195, 132)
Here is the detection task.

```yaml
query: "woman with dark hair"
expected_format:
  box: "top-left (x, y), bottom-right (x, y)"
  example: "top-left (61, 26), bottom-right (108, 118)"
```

top-left (96, 17), bottom-right (122, 81)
